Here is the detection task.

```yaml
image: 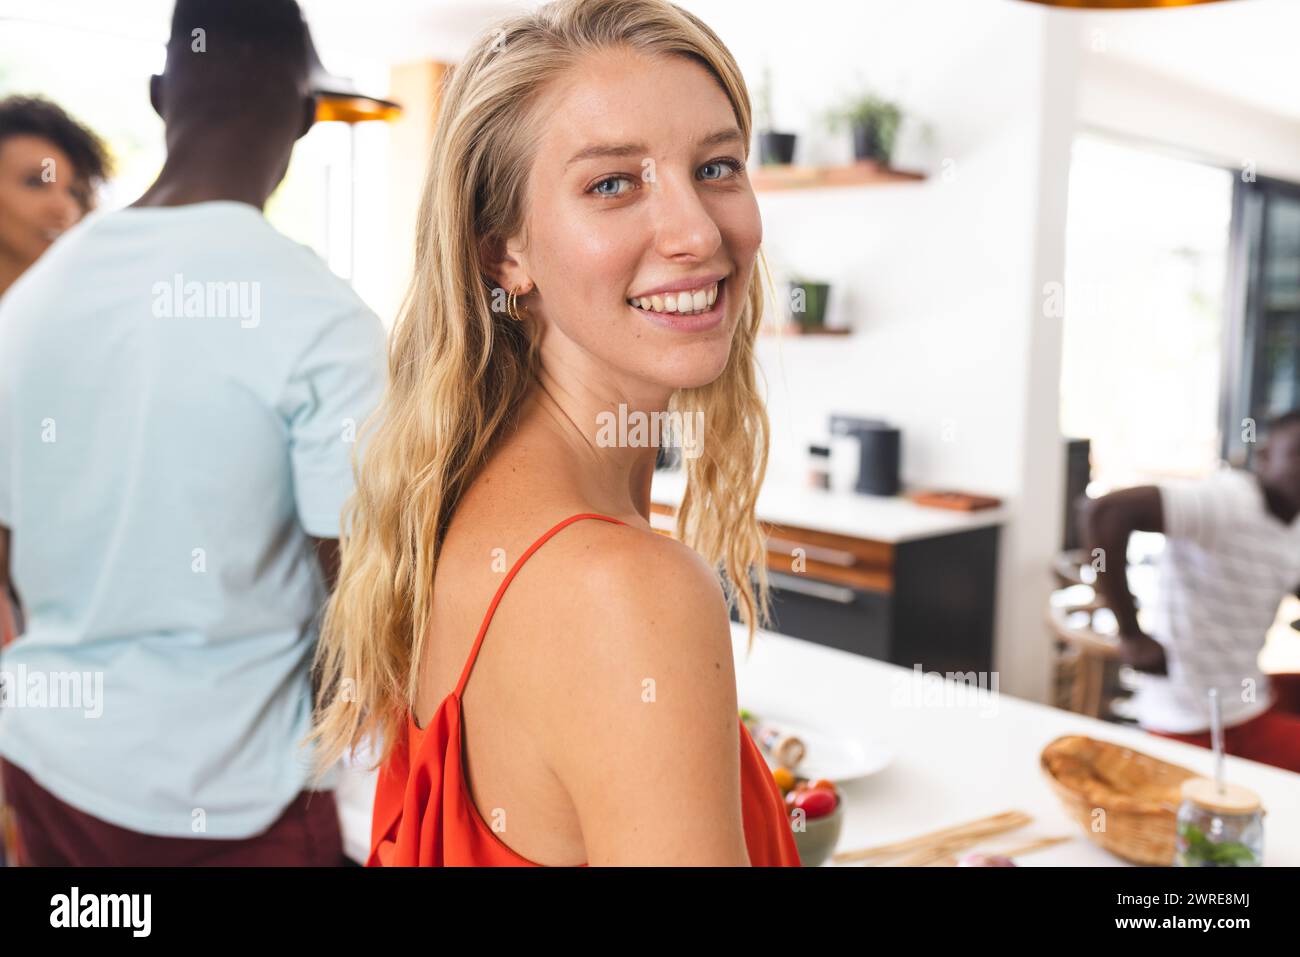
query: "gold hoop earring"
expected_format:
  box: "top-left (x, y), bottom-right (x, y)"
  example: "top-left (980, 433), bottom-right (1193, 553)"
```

top-left (508, 285), bottom-right (530, 322)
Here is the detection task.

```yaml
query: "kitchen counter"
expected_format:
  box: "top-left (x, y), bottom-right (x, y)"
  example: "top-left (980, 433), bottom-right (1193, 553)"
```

top-left (732, 623), bottom-right (1300, 867)
top-left (650, 468), bottom-right (1006, 544)
top-left (651, 467), bottom-right (1003, 672)
top-left (333, 621), bottom-right (1300, 866)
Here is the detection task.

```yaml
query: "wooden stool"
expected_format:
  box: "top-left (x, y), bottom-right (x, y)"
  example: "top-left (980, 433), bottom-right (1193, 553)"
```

top-left (1046, 587), bottom-right (1121, 719)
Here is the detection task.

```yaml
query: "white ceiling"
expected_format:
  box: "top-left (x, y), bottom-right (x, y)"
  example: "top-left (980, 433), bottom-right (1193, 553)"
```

top-left (1077, 0), bottom-right (1300, 122)
top-left (4, 0), bottom-right (1299, 120)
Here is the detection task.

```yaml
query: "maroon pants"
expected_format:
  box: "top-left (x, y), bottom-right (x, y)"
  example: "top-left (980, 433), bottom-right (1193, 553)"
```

top-left (1148, 673), bottom-right (1300, 775)
top-left (1, 758), bottom-right (343, 866)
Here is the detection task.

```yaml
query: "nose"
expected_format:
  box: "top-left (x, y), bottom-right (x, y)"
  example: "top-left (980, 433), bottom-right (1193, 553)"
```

top-left (649, 171), bottom-right (723, 263)
top-left (47, 183), bottom-right (82, 231)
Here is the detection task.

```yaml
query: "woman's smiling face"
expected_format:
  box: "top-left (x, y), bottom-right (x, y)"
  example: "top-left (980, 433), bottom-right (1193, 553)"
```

top-left (500, 46), bottom-right (762, 394)
top-left (0, 135), bottom-right (85, 270)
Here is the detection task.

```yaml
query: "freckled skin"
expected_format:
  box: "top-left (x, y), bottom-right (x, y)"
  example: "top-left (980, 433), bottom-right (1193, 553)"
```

top-left (491, 47), bottom-right (762, 403)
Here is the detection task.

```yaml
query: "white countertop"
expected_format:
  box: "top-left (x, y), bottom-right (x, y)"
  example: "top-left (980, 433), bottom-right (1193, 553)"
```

top-left (332, 622), bottom-right (1300, 865)
top-left (650, 468), bottom-right (1006, 543)
top-left (731, 624), bottom-right (1300, 867)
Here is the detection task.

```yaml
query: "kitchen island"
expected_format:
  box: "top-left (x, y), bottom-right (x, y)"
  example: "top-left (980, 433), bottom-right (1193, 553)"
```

top-left (334, 621), bottom-right (1300, 866)
top-left (732, 623), bottom-right (1300, 866)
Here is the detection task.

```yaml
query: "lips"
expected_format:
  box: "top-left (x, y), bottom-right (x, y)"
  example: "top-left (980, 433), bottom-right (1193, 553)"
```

top-left (627, 276), bottom-right (727, 332)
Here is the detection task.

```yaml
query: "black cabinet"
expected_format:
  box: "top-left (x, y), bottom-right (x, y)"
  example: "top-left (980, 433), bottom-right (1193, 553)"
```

top-left (733, 525), bottom-right (1000, 675)
top-left (758, 574), bottom-right (892, 660)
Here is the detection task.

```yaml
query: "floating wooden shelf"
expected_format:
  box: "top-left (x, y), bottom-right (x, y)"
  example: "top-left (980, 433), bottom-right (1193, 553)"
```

top-left (760, 323), bottom-right (853, 337)
top-left (751, 160), bottom-right (925, 192)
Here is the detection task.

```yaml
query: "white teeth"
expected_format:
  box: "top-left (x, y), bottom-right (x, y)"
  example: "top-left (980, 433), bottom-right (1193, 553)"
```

top-left (627, 280), bottom-right (720, 315)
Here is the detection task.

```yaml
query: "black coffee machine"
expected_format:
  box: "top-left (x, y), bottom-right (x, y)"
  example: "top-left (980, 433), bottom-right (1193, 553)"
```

top-left (830, 414), bottom-right (901, 496)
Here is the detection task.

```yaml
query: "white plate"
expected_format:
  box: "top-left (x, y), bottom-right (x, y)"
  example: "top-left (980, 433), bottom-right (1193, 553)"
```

top-left (741, 705), bottom-right (893, 782)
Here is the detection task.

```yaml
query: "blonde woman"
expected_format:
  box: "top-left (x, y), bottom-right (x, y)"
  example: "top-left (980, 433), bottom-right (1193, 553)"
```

top-left (310, 0), bottom-right (799, 867)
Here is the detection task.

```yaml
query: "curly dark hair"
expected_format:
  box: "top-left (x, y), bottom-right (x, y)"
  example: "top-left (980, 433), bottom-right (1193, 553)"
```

top-left (0, 95), bottom-right (111, 212)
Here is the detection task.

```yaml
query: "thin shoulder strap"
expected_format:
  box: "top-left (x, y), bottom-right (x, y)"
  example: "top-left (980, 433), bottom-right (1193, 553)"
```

top-left (452, 513), bottom-right (627, 698)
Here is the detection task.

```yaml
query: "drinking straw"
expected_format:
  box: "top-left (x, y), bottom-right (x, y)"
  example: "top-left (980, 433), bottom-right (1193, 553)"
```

top-left (1208, 688), bottom-right (1225, 795)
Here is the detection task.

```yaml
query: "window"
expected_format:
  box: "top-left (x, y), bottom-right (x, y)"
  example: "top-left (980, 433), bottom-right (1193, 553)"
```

top-left (1059, 133), bottom-right (1234, 492)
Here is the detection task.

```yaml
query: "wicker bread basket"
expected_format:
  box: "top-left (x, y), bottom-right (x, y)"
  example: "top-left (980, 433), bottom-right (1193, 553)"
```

top-left (1040, 735), bottom-right (1198, 865)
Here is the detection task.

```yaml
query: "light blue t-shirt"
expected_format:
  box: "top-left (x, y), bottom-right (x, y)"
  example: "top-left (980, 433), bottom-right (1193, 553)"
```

top-left (0, 201), bottom-right (386, 838)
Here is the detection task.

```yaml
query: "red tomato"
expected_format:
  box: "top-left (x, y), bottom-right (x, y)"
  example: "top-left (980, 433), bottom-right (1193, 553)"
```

top-left (792, 786), bottom-right (837, 819)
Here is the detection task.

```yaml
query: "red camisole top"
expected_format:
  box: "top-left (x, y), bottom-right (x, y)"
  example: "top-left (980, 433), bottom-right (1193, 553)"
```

top-left (368, 513), bottom-right (801, 867)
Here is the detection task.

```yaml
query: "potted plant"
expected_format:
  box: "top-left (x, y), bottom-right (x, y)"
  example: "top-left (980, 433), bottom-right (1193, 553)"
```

top-left (825, 91), bottom-right (902, 167)
top-left (787, 275), bottom-right (831, 332)
top-left (755, 64), bottom-right (797, 166)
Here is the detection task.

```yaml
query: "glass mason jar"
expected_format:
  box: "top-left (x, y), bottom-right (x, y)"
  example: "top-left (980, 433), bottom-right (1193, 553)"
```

top-left (1174, 778), bottom-right (1264, 867)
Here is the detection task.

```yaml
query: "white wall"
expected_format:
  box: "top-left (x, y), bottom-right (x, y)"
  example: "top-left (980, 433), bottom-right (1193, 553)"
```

top-left (680, 0), bottom-right (1080, 701)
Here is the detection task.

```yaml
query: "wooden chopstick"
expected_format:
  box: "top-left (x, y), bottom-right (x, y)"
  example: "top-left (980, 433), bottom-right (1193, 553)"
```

top-left (834, 810), bottom-right (1030, 864)
top-left (927, 834), bottom-right (1074, 868)
top-left (833, 810), bottom-right (1032, 865)
top-left (990, 835), bottom-right (1073, 858)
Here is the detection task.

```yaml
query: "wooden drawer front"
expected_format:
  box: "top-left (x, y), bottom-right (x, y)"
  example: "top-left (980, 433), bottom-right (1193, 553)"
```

top-left (648, 502), bottom-right (893, 593)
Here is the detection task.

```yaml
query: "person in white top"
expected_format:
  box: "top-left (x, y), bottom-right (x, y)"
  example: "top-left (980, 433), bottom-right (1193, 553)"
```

top-left (1082, 411), bottom-right (1300, 773)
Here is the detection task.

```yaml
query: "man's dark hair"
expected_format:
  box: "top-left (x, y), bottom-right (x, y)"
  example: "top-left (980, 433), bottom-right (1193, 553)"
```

top-left (0, 96), bottom-right (110, 210)
top-left (1263, 410), bottom-right (1300, 439)
top-left (165, 0), bottom-right (311, 99)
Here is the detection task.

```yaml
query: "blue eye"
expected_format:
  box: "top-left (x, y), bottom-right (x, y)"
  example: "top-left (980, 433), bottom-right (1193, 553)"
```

top-left (591, 176), bottom-right (634, 197)
top-left (699, 157), bottom-right (744, 181)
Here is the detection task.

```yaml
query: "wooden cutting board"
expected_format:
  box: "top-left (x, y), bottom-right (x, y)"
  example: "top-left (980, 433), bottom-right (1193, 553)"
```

top-left (908, 490), bottom-right (1002, 511)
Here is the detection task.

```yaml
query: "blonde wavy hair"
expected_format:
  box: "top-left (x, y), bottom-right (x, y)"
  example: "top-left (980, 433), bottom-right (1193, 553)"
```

top-left (309, 0), bottom-right (773, 774)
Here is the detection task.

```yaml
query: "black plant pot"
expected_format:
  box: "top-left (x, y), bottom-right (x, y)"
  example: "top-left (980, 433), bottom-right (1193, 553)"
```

top-left (758, 131), bottom-right (797, 166)
top-left (850, 121), bottom-right (890, 165)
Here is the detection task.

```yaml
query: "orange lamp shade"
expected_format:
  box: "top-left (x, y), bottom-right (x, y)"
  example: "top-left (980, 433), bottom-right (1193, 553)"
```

top-left (1020, 0), bottom-right (1234, 7)
top-left (315, 94), bottom-right (402, 124)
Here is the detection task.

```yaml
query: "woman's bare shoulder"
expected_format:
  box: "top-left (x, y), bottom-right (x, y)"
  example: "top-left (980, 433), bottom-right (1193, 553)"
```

top-left (517, 514), bottom-right (739, 714)
top-left (491, 513), bottom-right (738, 702)
top-left (541, 517), bottom-right (729, 638)
top-left (513, 517), bottom-right (748, 863)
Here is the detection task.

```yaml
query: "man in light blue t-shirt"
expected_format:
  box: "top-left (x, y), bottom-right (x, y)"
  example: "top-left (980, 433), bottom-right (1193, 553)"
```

top-left (0, 0), bottom-right (386, 864)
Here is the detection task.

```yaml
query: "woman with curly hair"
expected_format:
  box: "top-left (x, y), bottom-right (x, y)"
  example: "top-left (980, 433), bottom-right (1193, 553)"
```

top-left (310, 0), bottom-right (799, 866)
top-left (0, 95), bottom-right (109, 299)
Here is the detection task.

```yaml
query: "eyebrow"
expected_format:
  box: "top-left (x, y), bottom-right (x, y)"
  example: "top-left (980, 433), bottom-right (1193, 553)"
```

top-left (564, 127), bottom-right (744, 169)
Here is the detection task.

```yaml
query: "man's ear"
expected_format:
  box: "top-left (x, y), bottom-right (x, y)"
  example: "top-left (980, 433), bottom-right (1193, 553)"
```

top-left (298, 94), bottom-right (318, 140)
top-left (149, 74), bottom-right (164, 120)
